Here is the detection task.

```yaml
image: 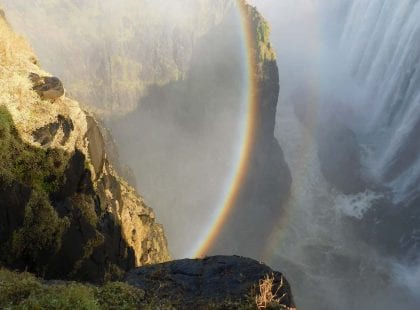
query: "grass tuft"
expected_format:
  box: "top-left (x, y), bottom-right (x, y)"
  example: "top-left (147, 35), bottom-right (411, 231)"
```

top-left (255, 273), bottom-right (294, 310)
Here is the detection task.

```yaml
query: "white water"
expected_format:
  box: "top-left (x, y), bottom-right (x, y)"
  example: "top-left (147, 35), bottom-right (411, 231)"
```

top-left (339, 0), bottom-right (420, 203)
top-left (250, 0), bottom-right (420, 308)
top-left (334, 191), bottom-right (383, 220)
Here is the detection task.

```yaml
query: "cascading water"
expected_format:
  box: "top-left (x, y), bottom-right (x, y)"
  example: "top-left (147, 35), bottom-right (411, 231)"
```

top-left (340, 0), bottom-right (420, 205)
top-left (250, 0), bottom-right (420, 308)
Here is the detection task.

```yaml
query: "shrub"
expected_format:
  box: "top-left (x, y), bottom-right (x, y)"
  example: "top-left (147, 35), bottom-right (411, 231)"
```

top-left (0, 269), bottom-right (42, 308)
top-left (21, 284), bottom-right (99, 310)
top-left (0, 268), bottom-right (151, 309)
top-left (9, 191), bottom-right (70, 273)
top-left (96, 282), bottom-right (145, 310)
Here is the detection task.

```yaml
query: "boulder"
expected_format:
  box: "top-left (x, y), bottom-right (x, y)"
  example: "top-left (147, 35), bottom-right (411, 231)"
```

top-left (125, 255), bottom-right (295, 309)
top-left (29, 72), bottom-right (64, 100)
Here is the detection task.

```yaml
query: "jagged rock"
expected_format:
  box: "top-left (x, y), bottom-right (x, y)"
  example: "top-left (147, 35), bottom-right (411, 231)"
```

top-left (29, 72), bottom-right (64, 100)
top-left (125, 255), bottom-right (295, 309)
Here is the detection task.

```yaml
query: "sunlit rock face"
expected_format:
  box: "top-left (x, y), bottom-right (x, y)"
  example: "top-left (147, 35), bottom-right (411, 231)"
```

top-left (1, 0), bottom-right (233, 116)
top-left (0, 12), bottom-right (169, 283)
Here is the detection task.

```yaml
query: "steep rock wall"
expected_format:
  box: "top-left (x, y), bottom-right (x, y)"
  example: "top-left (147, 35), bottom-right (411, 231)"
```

top-left (0, 11), bottom-right (169, 283)
top-left (209, 3), bottom-right (292, 256)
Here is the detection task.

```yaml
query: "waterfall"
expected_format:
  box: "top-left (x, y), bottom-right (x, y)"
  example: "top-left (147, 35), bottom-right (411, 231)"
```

top-left (339, 0), bottom-right (420, 203)
top-left (250, 0), bottom-right (420, 308)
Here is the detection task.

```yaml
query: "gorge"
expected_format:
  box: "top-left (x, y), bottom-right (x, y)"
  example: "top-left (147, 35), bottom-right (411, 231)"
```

top-left (0, 0), bottom-right (419, 309)
top-left (250, 0), bottom-right (420, 309)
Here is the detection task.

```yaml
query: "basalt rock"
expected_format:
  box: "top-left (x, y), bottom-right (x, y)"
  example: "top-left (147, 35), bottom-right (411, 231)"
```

top-left (294, 98), bottom-right (368, 194)
top-left (125, 255), bottom-right (295, 309)
top-left (316, 116), bottom-right (367, 194)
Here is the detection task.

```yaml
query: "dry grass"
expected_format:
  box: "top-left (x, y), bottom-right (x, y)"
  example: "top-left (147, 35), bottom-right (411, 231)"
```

top-left (0, 16), bottom-right (88, 155)
top-left (0, 16), bottom-right (57, 137)
top-left (255, 273), bottom-right (295, 310)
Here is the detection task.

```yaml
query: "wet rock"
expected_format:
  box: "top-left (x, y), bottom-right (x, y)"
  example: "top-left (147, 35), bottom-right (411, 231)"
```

top-left (316, 117), bottom-right (367, 194)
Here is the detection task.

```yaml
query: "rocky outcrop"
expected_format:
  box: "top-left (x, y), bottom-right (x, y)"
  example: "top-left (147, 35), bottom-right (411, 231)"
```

top-left (29, 73), bottom-right (64, 101)
top-left (125, 255), bottom-right (295, 309)
top-left (0, 11), bottom-right (169, 283)
top-left (206, 3), bottom-right (292, 256)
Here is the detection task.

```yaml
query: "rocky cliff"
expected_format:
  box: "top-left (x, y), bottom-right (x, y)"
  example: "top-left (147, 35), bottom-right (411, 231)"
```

top-left (205, 2), bottom-right (292, 256)
top-left (0, 10), bottom-right (169, 283)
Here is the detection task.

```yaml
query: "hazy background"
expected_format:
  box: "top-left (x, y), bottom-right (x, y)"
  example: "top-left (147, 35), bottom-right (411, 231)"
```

top-left (2, 0), bottom-right (420, 308)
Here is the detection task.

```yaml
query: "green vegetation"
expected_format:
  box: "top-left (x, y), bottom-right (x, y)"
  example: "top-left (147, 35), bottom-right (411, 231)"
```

top-left (0, 268), bottom-right (292, 310)
top-left (0, 268), bottom-right (145, 309)
top-left (95, 282), bottom-right (145, 309)
top-left (0, 106), bottom-right (71, 270)
top-left (0, 106), bottom-right (70, 193)
top-left (246, 3), bottom-right (276, 63)
top-left (10, 192), bottom-right (70, 273)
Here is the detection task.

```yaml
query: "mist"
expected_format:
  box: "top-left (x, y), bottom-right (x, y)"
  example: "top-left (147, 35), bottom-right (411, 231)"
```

top-left (249, 0), bottom-right (420, 309)
top-left (2, 0), bottom-right (420, 308)
top-left (108, 8), bottom-right (249, 257)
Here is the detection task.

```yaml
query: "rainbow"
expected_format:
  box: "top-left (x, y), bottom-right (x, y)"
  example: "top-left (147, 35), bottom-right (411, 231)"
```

top-left (192, 1), bottom-right (260, 258)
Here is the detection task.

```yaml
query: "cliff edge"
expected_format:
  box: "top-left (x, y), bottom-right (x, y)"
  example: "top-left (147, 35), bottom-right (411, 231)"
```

top-left (0, 10), bottom-right (169, 283)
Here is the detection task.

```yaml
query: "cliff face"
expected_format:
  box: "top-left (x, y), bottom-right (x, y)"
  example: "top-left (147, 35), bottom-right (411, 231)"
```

top-left (0, 12), bottom-right (169, 283)
top-left (208, 3), bottom-right (292, 256)
top-left (1, 0), bottom-right (233, 116)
